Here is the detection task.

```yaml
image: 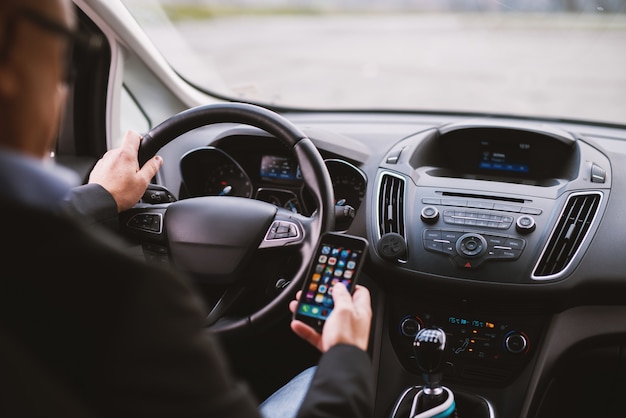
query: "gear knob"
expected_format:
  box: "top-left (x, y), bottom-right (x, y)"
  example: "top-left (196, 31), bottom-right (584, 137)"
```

top-left (413, 327), bottom-right (446, 373)
top-left (413, 327), bottom-right (446, 392)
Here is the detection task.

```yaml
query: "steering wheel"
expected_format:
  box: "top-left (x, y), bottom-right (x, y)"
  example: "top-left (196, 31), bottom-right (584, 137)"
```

top-left (120, 102), bottom-right (335, 337)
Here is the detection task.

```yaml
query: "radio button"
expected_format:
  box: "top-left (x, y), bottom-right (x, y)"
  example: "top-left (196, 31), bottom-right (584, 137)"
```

top-left (457, 233), bottom-right (487, 257)
top-left (424, 240), bottom-right (444, 253)
top-left (521, 207), bottom-right (542, 215)
top-left (424, 229), bottom-right (441, 240)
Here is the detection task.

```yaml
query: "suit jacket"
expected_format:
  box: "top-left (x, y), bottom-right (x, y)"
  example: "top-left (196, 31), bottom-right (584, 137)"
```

top-left (0, 194), bottom-right (373, 418)
top-left (63, 183), bottom-right (120, 228)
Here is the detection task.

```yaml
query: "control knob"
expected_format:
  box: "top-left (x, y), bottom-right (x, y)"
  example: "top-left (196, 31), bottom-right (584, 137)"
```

top-left (456, 233), bottom-right (487, 258)
top-left (516, 215), bottom-right (536, 234)
top-left (420, 206), bottom-right (440, 224)
top-left (504, 332), bottom-right (528, 354)
top-left (400, 316), bottom-right (422, 337)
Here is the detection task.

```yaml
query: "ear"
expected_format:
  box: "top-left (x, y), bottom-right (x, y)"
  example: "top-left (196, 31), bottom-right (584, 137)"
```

top-left (0, 62), bottom-right (19, 98)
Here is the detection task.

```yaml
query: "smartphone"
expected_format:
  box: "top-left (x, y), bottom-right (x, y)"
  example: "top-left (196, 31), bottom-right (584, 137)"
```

top-left (294, 231), bottom-right (369, 333)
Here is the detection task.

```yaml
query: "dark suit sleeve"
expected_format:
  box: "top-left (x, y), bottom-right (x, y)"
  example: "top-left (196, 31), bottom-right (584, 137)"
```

top-left (296, 344), bottom-right (374, 418)
top-left (98, 259), bottom-right (265, 418)
top-left (59, 183), bottom-right (119, 227)
top-left (2, 206), bottom-right (264, 418)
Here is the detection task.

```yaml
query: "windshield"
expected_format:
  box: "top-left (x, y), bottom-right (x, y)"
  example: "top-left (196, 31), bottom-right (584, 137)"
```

top-left (122, 0), bottom-right (626, 126)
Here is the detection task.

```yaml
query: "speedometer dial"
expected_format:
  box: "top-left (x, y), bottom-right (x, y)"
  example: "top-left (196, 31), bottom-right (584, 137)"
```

top-left (204, 163), bottom-right (253, 198)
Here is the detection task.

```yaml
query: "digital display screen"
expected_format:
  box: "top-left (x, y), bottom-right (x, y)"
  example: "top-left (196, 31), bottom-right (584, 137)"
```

top-left (296, 242), bottom-right (364, 322)
top-left (260, 155), bottom-right (301, 181)
top-left (478, 139), bottom-right (531, 174)
top-left (448, 315), bottom-right (496, 329)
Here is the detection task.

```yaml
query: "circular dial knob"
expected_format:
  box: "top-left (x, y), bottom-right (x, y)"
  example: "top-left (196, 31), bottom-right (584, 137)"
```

top-left (400, 316), bottom-right (422, 337)
top-left (504, 332), bottom-right (528, 354)
top-left (516, 215), bottom-right (536, 233)
top-left (420, 206), bottom-right (440, 224)
top-left (456, 233), bottom-right (487, 257)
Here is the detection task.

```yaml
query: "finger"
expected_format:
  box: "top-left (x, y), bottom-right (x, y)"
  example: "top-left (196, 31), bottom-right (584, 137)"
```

top-left (330, 282), bottom-right (351, 308)
top-left (351, 286), bottom-right (372, 318)
top-left (121, 130), bottom-right (142, 155)
top-left (288, 299), bottom-right (298, 314)
top-left (351, 285), bottom-right (371, 309)
top-left (138, 155), bottom-right (162, 181)
top-left (291, 320), bottom-right (322, 349)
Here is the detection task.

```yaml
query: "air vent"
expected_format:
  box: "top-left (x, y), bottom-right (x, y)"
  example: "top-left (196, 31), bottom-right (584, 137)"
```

top-left (533, 192), bottom-right (602, 280)
top-left (378, 173), bottom-right (406, 237)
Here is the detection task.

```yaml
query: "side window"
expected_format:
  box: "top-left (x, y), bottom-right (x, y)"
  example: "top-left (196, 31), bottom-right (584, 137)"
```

top-left (115, 86), bottom-right (151, 149)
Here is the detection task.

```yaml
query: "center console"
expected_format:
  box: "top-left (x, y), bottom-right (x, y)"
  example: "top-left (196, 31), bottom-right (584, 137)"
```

top-left (368, 119), bottom-right (612, 417)
top-left (372, 119), bottom-right (611, 285)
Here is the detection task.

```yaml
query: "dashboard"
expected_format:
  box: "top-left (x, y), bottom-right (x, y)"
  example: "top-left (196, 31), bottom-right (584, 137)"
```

top-left (141, 112), bottom-right (626, 418)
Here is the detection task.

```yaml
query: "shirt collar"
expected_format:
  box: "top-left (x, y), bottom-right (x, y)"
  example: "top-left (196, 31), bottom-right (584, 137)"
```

top-left (0, 149), bottom-right (80, 211)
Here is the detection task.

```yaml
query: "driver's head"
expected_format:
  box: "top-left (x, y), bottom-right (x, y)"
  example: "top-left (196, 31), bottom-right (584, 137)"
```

top-left (0, 0), bottom-right (75, 158)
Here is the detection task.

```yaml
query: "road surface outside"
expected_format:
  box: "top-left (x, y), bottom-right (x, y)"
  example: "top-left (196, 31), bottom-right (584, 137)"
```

top-left (142, 12), bottom-right (626, 125)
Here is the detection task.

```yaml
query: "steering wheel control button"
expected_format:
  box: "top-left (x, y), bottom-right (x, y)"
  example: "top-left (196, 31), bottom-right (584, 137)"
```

top-left (515, 215), bottom-right (536, 233)
top-left (127, 213), bottom-right (163, 233)
top-left (142, 243), bottom-right (169, 263)
top-left (266, 221), bottom-right (299, 240)
top-left (504, 332), bottom-right (529, 354)
top-left (420, 206), bottom-right (440, 224)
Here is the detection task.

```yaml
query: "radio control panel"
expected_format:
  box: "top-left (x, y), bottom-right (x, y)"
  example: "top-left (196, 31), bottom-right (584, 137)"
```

top-left (423, 228), bottom-right (526, 269)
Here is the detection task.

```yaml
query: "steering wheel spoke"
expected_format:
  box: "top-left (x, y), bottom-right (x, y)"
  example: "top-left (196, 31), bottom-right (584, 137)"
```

top-left (258, 208), bottom-right (309, 249)
top-left (204, 286), bottom-right (246, 327)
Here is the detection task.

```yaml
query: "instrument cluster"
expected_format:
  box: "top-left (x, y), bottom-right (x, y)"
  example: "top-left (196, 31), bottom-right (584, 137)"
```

top-left (179, 141), bottom-right (366, 230)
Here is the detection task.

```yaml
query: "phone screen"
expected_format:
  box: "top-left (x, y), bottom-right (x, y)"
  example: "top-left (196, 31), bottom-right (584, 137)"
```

top-left (294, 232), bottom-right (368, 332)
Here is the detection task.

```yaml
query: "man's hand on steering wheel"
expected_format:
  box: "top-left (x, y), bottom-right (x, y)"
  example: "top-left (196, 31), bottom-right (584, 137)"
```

top-left (89, 130), bottom-right (163, 213)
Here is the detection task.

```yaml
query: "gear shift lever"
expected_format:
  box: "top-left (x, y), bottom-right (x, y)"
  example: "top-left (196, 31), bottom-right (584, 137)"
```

top-left (410, 327), bottom-right (458, 418)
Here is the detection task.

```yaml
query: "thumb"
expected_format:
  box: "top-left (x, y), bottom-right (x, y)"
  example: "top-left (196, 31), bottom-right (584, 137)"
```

top-left (138, 155), bottom-right (162, 181)
top-left (330, 282), bottom-right (351, 307)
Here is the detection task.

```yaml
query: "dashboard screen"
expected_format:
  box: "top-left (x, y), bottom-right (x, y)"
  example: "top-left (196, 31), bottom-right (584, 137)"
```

top-left (479, 139), bottom-right (531, 174)
top-left (260, 155), bottom-right (301, 181)
top-left (439, 127), bottom-right (576, 181)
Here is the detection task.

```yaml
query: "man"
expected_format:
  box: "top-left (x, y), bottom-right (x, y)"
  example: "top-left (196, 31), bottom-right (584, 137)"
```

top-left (0, 0), bottom-right (161, 223)
top-left (0, 1), bottom-right (374, 418)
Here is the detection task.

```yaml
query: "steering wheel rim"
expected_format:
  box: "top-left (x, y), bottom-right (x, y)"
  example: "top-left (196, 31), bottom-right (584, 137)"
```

top-left (134, 102), bottom-right (335, 337)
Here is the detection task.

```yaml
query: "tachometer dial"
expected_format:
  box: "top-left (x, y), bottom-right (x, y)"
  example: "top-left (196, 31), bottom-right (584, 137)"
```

top-left (204, 163), bottom-right (253, 198)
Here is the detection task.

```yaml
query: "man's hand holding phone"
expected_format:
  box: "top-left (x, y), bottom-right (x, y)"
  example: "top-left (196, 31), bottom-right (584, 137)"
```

top-left (289, 283), bottom-right (372, 353)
